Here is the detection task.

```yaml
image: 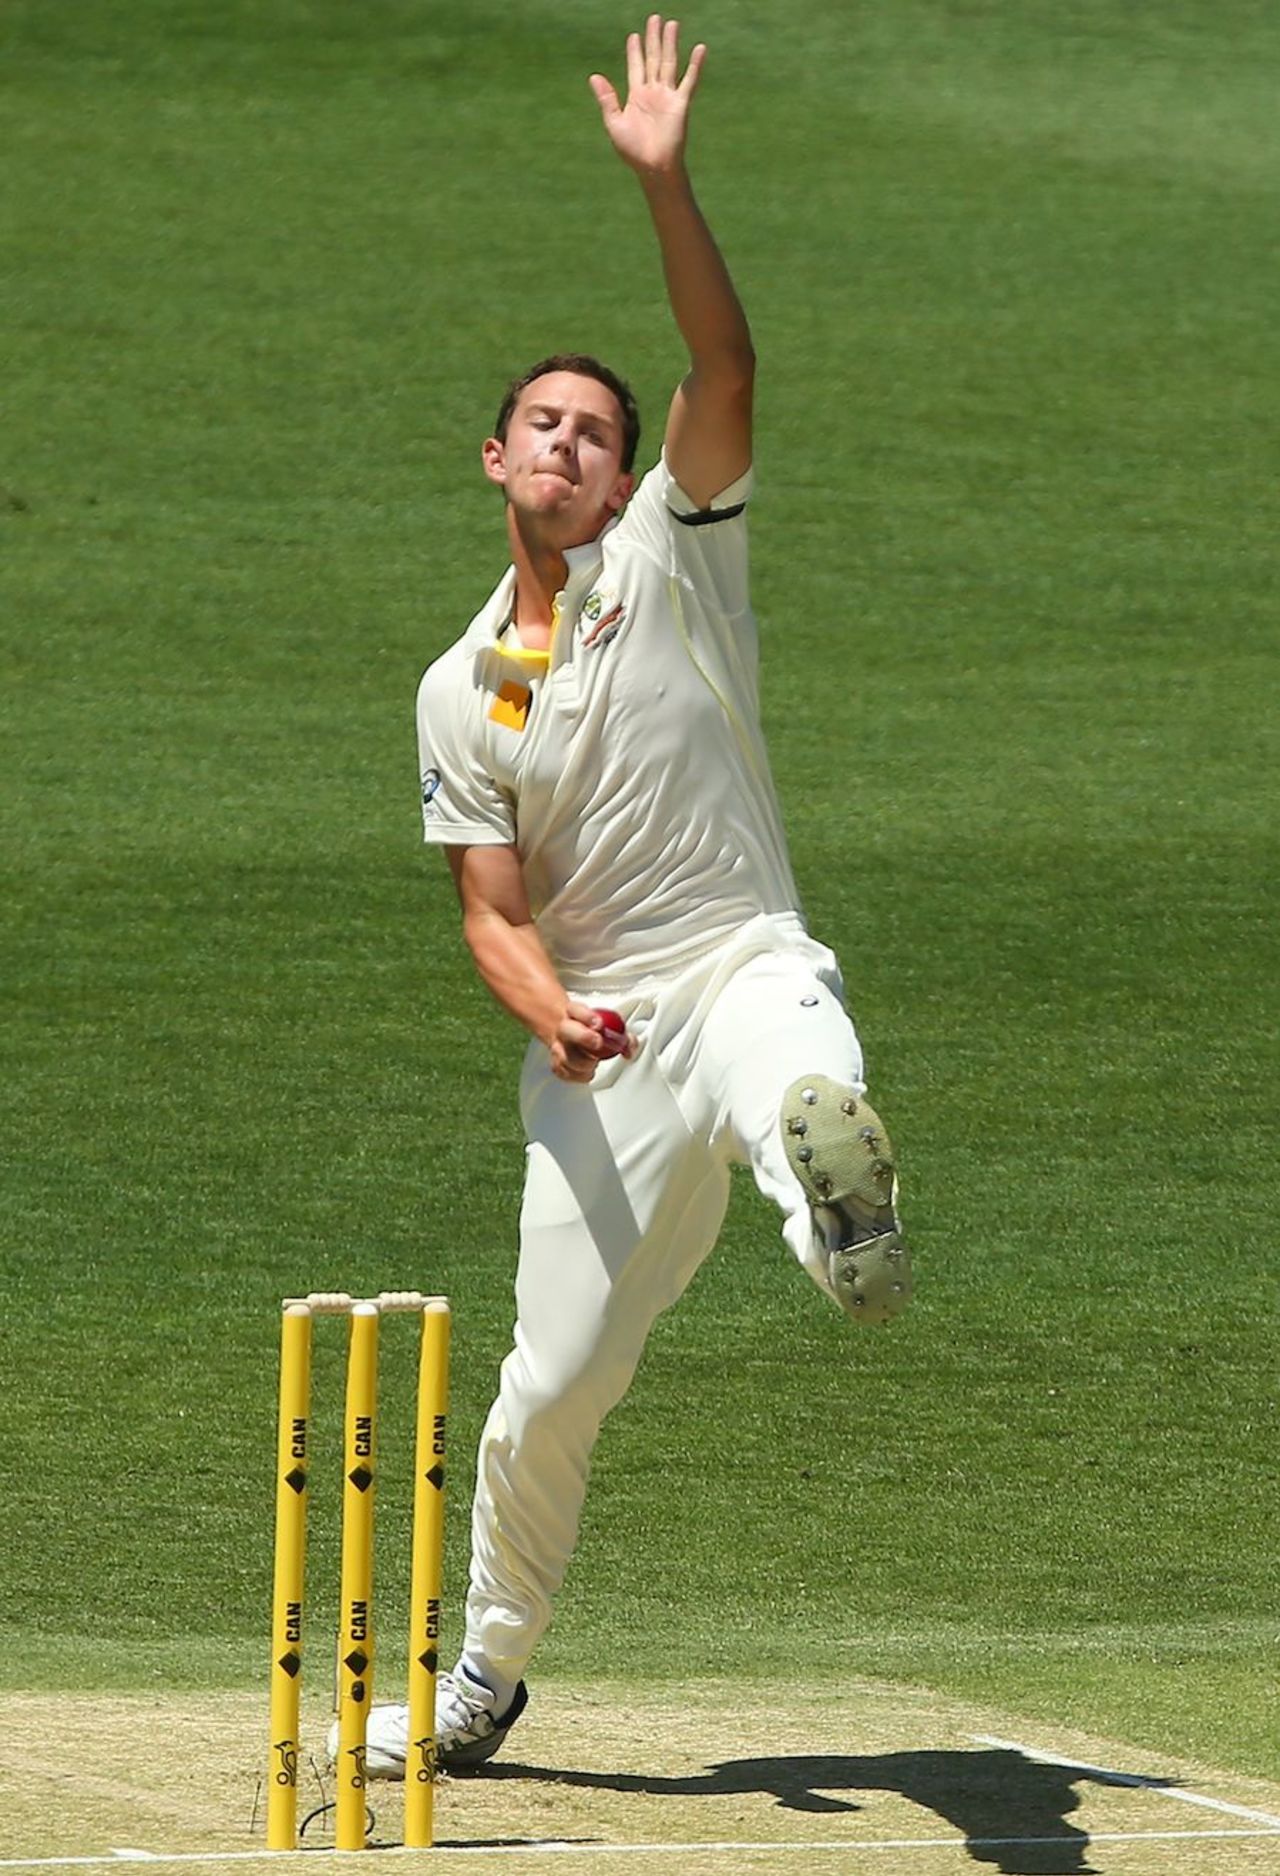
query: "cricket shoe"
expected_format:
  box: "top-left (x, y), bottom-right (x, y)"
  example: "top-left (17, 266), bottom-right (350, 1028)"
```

top-left (780, 1074), bottom-right (912, 1325)
top-left (326, 1667), bottom-right (529, 1778)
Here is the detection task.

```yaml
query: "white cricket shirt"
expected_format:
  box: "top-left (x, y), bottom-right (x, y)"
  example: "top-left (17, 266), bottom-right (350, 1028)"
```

top-left (416, 455), bottom-right (802, 997)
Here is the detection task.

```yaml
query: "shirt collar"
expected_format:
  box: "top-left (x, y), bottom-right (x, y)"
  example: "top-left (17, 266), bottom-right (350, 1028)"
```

top-left (461, 510), bottom-right (621, 656)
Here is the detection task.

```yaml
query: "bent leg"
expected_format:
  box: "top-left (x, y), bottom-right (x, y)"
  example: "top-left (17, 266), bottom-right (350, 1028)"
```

top-left (698, 948), bottom-right (910, 1322)
top-left (465, 1047), bottom-right (730, 1688)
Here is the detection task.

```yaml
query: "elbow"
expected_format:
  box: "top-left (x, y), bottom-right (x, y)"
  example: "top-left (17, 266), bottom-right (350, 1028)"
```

top-left (460, 907), bottom-right (495, 968)
top-left (720, 341), bottom-right (756, 394)
top-left (461, 910), bottom-right (492, 961)
top-left (694, 340), bottom-right (754, 397)
top-left (462, 901), bottom-right (526, 969)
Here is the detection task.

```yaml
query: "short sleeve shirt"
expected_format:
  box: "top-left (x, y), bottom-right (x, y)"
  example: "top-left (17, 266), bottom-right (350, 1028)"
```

top-left (416, 455), bottom-right (801, 996)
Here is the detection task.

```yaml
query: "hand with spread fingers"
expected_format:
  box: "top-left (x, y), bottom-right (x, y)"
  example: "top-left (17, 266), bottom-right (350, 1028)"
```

top-left (589, 14), bottom-right (706, 175)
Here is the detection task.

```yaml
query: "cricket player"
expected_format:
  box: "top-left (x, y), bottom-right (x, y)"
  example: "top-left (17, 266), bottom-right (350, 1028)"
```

top-left (351, 14), bottom-right (911, 1775)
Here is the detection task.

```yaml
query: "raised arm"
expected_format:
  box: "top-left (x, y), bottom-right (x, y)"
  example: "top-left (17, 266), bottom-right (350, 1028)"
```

top-left (590, 15), bottom-right (754, 508)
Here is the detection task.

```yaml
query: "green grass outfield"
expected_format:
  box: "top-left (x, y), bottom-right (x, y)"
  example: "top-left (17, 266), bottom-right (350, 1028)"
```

top-left (2, 0), bottom-right (1276, 1794)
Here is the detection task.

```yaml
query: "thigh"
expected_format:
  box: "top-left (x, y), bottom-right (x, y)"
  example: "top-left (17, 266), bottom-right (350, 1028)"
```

top-left (699, 948), bottom-right (865, 1173)
top-left (513, 1042), bottom-right (730, 1394)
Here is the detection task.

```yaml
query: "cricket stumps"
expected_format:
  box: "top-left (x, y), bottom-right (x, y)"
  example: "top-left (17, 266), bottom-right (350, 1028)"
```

top-left (266, 1291), bottom-right (451, 1852)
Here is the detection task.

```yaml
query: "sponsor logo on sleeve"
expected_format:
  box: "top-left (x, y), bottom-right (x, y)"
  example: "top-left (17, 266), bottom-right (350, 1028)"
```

top-left (421, 767), bottom-right (443, 812)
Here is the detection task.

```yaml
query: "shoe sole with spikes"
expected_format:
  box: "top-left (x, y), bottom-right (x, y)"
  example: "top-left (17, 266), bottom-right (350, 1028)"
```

top-left (780, 1075), bottom-right (912, 1325)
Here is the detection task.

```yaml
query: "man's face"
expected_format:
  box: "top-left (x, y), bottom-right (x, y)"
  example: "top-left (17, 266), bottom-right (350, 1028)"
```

top-left (483, 371), bottom-right (634, 546)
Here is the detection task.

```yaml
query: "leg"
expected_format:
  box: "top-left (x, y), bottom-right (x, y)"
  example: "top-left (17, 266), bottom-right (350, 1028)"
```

top-left (355, 1043), bottom-right (729, 1777)
top-left (698, 947), bottom-right (911, 1323)
top-left (464, 1060), bottom-right (730, 1687)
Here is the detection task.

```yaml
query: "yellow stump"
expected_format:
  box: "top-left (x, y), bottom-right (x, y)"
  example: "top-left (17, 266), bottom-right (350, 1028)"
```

top-left (404, 1299), bottom-right (451, 1849)
top-left (335, 1301), bottom-right (380, 1851)
top-left (267, 1303), bottom-right (313, 1852)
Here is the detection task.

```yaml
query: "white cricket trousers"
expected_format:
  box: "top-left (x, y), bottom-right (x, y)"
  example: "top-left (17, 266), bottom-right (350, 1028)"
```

top-left (463, 914), bottom-right (865, 1687)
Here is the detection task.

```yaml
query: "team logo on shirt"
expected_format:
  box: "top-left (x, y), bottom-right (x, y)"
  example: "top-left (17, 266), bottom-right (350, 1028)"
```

top-left (421, 767), bottom-right (442, 808)
top-left (581, 588), bottom-right (627, 651)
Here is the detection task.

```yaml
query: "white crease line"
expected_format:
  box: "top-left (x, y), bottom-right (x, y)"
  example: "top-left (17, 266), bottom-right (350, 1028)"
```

top-left (972, 1733), bottom-right (1280, 1829)
top-left (1, 1830), bottom-right (1280, 1867)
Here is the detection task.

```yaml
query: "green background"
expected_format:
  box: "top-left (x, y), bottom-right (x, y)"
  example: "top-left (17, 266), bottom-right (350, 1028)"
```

top-left (2, 0), bottom-right (1275, 1782)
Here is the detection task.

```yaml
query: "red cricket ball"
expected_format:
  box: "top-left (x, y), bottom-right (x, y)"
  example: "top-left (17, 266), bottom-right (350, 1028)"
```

top-left (593, 1007), bottom-right (629, 1058)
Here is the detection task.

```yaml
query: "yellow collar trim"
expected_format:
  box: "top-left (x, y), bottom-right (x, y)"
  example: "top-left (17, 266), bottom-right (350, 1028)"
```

top-left (498, 597), bottom-right (558, 674)
top-left (500, 642), bottom-right (551, 672)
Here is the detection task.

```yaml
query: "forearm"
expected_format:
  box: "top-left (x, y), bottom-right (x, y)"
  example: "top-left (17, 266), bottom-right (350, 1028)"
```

top-left (640, 167), bottom-right (754, 377)
top-left (462, 907), bottom-right (567, 1048)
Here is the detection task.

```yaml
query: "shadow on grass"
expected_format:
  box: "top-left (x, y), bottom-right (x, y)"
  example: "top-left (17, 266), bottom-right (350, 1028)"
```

top-left (480, 1745), bottom-right (1165, 1874)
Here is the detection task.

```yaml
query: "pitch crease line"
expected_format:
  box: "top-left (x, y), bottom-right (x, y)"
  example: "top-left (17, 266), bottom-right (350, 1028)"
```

top-left (3, 1828), bottom-right (1280, 1868)
top-left (972, 1733), bottom-right (1280, 1829)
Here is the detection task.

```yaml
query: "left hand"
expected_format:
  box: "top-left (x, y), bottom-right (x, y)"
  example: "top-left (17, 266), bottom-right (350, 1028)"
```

top-left (588, 14), bottom-right (706, 176)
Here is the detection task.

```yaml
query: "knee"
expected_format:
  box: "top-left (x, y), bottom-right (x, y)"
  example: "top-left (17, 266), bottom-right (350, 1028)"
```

top-left (496, 1333), bottom-right (637, 1449)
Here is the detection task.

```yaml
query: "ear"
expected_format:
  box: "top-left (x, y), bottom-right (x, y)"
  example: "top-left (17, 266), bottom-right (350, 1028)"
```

top-left (481, 436), bottom-right (506, 488)
top-left (605, 471), bottom-right (635, 515)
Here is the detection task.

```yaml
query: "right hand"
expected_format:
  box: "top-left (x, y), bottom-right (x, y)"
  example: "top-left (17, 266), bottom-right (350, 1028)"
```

top-left (549, 1000), bottom-right (633, 1082)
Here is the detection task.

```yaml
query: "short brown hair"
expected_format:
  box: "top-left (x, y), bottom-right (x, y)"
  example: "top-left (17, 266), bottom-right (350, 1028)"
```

top-left (494, 354), bottom-right (641, 473)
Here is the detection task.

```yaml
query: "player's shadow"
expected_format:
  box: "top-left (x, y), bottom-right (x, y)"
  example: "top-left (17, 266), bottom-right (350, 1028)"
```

top-left (485, 1745), bottom-right (1171, 1874)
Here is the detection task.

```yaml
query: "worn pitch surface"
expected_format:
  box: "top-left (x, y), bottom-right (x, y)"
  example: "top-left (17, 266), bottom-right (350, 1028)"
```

top-left (1, 1682), bottom-right (1277, 1874)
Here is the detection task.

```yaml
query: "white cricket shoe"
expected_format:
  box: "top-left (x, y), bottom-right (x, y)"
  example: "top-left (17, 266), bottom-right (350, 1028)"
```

top-left (326, 1666), bottom-right (529, 1778)
top-left (434, 1666), bottom-right (529, 1769)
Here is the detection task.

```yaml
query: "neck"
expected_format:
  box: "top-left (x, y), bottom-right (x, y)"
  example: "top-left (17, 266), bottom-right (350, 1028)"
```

top-left (506, 509), bottom-right (566, 634)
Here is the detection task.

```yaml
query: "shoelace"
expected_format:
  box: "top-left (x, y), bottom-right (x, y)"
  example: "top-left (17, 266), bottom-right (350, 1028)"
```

top-left (436, 1673), bottom-right (498, 1741)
